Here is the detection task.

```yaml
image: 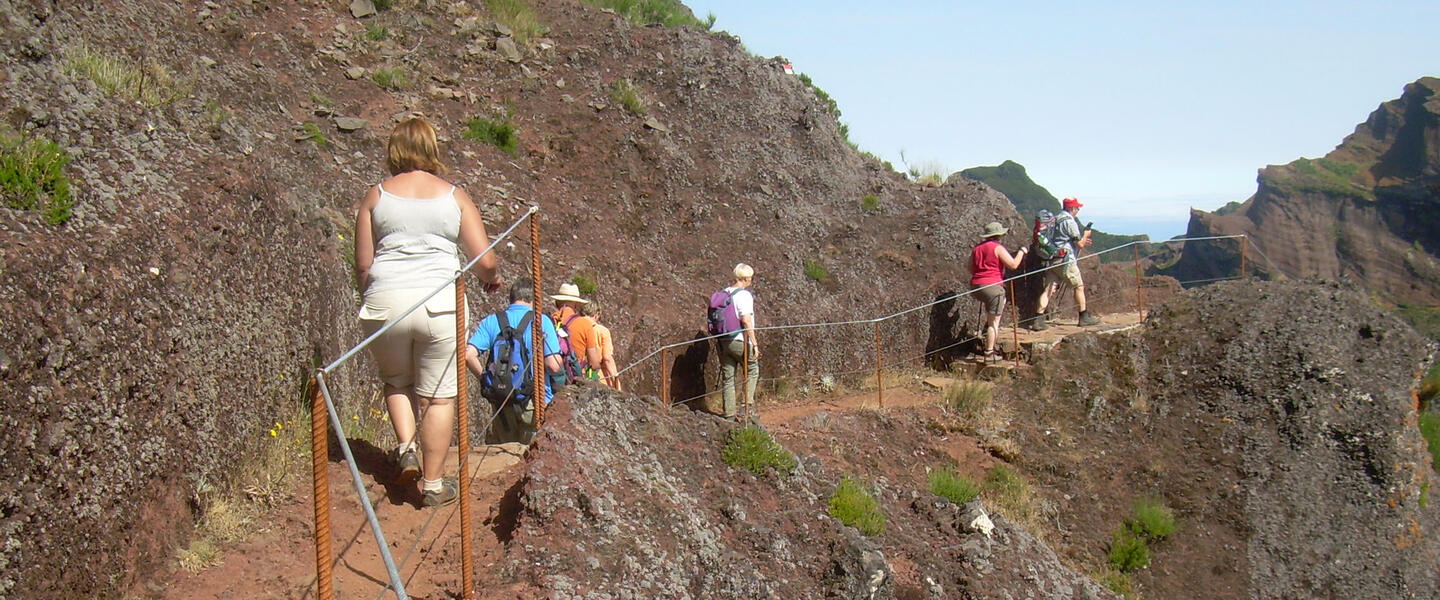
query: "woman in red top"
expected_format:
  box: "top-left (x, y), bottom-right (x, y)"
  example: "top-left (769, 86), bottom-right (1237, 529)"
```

top-left (969, 222), bottom-right (1027, 360)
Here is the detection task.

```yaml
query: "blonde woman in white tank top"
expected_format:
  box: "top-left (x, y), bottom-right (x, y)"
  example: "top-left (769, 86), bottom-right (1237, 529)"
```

top-left (353, 118), bottom-right (501, 507)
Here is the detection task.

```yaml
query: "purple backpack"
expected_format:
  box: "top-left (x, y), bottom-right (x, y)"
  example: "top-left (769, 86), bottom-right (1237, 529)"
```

top-left (707, 289), bottom-right (742, 335)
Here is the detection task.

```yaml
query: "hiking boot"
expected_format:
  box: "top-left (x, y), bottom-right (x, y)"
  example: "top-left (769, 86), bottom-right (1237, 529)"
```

top-left (1028, 313), bottom-right (1049, 331)
top-left (394, 447), bottom-right (420, 484)
top-left (1078, 311), bottom-right (1101, 326)
top-left (421, 477), bottom-right (459, 508)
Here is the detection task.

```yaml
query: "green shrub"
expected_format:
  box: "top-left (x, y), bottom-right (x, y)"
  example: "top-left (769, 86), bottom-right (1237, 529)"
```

top-left (1, 131), bottom-right (74, 225)
top-left (571, 274), bottom-right (598, 296)
top-left (1420, 360), bottom-right (1440, 407)
top-left (929, 468), bottom-right (980, 505)
top-left (365, 23), bottom-right (390, 41)
top-left (804, 258), bottom-right (829, 282)
top-left (722, 425), bottom-right (796, 476)
top-left (1108, 529), bottom-right (1150, 572)
top-left (1096, 568), bottom-right (1137, 599)
top-left (982, 465), bottom-right (1039, 529)
top-left (797, 73), bottom-right (840, 117)
top-left (610, 79), bottom-right (646, 116)
top-left (585, 0), bottom-right (714, 29)
top-left (829, 476), bottom-right (885, 535)
top-left (299, 122), bottom-right (328, 148)
top-left (1420, 411), bottom-right (1440, 474)
top-left (485, 0), bottom-right (547, 43)
top-left (463, 115), bottom-right (519, 156)
top-left (860, 193), bottom-right (879, 213)
top-left (944, 380), bottom-right (991, 420)
top-left (371, 66), bottom-right (410, 91)
top-left (1126, 496), bottom-right (1176, 540)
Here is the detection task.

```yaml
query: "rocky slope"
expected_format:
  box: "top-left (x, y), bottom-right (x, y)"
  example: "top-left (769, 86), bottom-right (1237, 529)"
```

top-left (1164, 77), bottom-right (1440, 312)
top-left (0, 0), bottom-right (1032, 596)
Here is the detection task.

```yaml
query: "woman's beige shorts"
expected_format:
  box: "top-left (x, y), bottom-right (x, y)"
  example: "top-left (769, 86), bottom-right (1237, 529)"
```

top-left (359, 286), bottom-right (465, 399)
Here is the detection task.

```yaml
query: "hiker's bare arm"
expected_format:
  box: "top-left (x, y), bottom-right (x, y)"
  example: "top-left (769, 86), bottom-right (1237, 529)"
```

top-left (740, 314), bottom-right (759, 357)
top-left (586, 345), bottom-right (602, 369)
top-left (544, 354), bottom-right (563, 373)
top-left (455, 187), bottom-right (502, 291)
top-left (464, 345), bottom-right (485, 375)
top-left (353, 186), bottom-right (379, 290)
top-left (997, 244), bottom-right (1025, 270)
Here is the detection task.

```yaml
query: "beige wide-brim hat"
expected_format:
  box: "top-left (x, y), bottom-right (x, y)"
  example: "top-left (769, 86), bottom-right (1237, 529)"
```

top-left (982, 222), bottom-right (1008, 238)
top-left (550, 282), bottom-right (590, 303)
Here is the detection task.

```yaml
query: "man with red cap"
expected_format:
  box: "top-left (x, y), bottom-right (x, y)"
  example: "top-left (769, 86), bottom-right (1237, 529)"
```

top-left (1032, 197), bottom-right (1099, 329)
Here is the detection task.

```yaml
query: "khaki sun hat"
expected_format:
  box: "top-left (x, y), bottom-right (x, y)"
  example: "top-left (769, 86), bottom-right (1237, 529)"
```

top-left (982, 222), bottom-right (1008, 238)
top-left (550, 282), bottom-right (590, 303)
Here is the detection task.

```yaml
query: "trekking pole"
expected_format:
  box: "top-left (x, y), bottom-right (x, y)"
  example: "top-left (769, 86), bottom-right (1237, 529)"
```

top-left (530, 213), bottom-right (546, 429)
top-left (874, 320), bottom-right (883, 409)
top-left (1132, 244), bottom-right (1145, 319)
top-left (1008, 281), bottom-right (1020, 369)
top-left (310, 376), bottom-right (334, 600)
top-left (454, 277), bottom-right (474, 600)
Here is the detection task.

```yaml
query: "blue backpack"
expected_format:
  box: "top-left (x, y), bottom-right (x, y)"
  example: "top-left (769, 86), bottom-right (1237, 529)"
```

top-left (481, 310), bottom-right (536, 403)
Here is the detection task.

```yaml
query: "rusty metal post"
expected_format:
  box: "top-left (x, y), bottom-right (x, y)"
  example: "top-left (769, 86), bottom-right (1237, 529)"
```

top-left (1132, 244), bottom-right (1145, 319)
top-left (874, 321), bottom-right (883, 408)
top-left (531, 213), bottom-right (546, 428)
top-left (659, 347), bottom-right (670, 406)
top-left (310, 377), bottom-right (334, 600)
top-left (741, 336), bottom-right (752, 420)
top-left (1240, 236), bottom-right (1248, 279)
top-left (1008, 281), bottom-right (1021, 369)
top-left (454, 278), bottom-right (474, 599)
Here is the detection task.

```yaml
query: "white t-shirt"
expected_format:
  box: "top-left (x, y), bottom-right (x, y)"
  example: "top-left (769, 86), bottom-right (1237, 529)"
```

top-left (726, 287), bottom-right (754, 341)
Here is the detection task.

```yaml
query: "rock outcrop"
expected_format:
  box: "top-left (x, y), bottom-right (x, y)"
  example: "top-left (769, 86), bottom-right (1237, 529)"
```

top-left (1165, 77), bottom-right (1440, 309)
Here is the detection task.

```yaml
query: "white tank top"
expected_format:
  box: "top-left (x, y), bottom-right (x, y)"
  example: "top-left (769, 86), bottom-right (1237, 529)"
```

top-left (364, 183), bottom-right (463, 296)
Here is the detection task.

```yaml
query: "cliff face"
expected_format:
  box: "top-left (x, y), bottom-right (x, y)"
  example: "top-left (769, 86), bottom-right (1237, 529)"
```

top-left (1166, 77), bottom-right (1440, 308)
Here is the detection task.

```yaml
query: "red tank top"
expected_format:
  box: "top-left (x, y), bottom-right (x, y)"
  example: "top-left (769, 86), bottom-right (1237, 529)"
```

top-left (970, 240), bottom-right (1003, 286)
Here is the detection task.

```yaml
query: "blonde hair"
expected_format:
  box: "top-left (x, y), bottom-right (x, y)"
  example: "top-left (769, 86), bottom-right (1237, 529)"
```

top-left (581, 301), bottom-right (601, 318)
top-left (733, 263), bottom-right (754, 280)
top-left (386, 118), bottom-right (447, 175)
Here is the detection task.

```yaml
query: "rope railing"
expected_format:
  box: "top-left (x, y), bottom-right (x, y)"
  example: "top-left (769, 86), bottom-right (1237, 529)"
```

top-left (616, 233), bottom-right (1249, 405)
top-left (310, 206), bottom-right (540, 600)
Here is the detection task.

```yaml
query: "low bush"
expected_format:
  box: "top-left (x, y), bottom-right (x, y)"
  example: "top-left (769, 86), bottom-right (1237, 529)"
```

top-left (1, 131), bottom-right (74, 225)
top-left (860, 193), bottom-right (879, 213)
top-left (797, 73), bottom-right (840, 117)
top-left (610, 79), bottom-right (646, 116)
top-left (804, 258), bottom-right (829, 282)
top-left (1108, 529), bottom-right (1150, 572)
top-left (1420, 411), bottom-right (1440, 474)
top-left (982, 465), bottom-right (1040, 529)
top-left (571, 274), bottom-right (598, 296)
top-left (486, 0), bottom-right (547, 43)
top-left (1420, 360), bottom-right (1440, 408)
top-left (1126, 496), bottom-right (1176, 540)
top-left (463, 114), bottom-right (519, 156)
top-left (928, 468), bottom-right (980, 505)
top-left (298, 122), bottom-right (328, 148)
top-left (586, 0), bottom-right (714, 29)
top-left (829, 476), bottom-right (885, 535)
top-left (1095, 567), bottom-right (1137, 599)
top-left (722, 425), bottom-right (796, 476)
top-left (365, 23), bottom-right (390, 41)
top-left (371, 66), bottom-right (410, 91)
top-left (944, 380), bottom-right (991, 421)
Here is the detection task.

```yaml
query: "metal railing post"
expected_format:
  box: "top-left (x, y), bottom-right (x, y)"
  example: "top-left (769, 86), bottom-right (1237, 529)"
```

top-left (1133, 244), bottom-right (1145, 318)
top-left (659, 347), bottom-right (670, 406)
top-left (1240, 236), bottom-right (1248, 279)
top-left (1008, 281), bottom-right (1020, 368)
top-left (874, 321), bottom-right (883, 408)
top-left (741, 337), bottom-right (752, 420)
top-left (531, 215), bottom-right (546, 429)
top-left (311, 378), bottom-right (334, 600)
top-left (454, 278), bottom-right (474, 599)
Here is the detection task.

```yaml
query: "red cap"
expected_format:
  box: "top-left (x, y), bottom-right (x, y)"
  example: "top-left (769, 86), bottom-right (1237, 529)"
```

top-left (1062, 197), bottom-right (1083, 210)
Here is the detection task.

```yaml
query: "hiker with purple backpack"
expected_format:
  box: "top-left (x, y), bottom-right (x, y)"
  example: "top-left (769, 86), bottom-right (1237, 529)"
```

top-left (707, 263), bottom-right (759, 420)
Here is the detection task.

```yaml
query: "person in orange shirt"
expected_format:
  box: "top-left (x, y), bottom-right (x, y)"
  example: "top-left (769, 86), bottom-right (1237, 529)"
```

top-left (581, 301), bottom-right (622, 391)
top-left (550, 282), bottom-right (601, 376)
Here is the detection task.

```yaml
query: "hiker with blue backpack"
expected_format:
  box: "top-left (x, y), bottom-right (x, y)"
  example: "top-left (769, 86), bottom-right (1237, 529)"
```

top-left (1029, 197), bottom-right (1099, 330)
top-left (465, 277), bottom-right (565, 445)
top-left (708, 263), bottom-right (759, 420)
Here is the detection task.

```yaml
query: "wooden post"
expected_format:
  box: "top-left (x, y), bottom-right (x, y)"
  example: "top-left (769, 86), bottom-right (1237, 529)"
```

top-left (310, 377), bottom-right (334, 600)
top-left (454, 278), bottom-right (473, 599)
top-left (874, 321), bottom-right (884, 408)
top-left (1132, 244), bottom-right (1145, 319)
top-left (530, 214), bottom-right (545, 428)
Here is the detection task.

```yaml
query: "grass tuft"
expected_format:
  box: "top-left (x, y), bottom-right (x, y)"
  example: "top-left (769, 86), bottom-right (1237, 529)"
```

top-left (1095, 567), bottom-right (1137, 599)
top-left (1, 130), bottom-right (74, 225)
top-left (370, 66), bottom-right (410, 91)
top-left (571, 274), bottom-right (598, 296)
top-left (485, 0), bottom-right (547, 43)
top-left (944, 380), bottom-right (991, 421)
top-left (796, 73), bottom-right (840, 117)
top-left (365, 23), bottom-right (390, 41)
top-left (860, 193), bottom-right (879, 213)
top-left (1108, 529), bottom-right (1150, 572)
top-left (177, 539), bottom-right (221, 574)
top-left (929, 467), bottom-right (980, 505)
top-left (804, 257), bottom-right (829, 282)
top-left (1420, 411), bottom-right (1440, 474)
top-left (982, 465), bottom-right (1040, 530)
top-left (62, 44), bottom-right (189, 108)
top-left (1126, 496), bottom-right (1176, 540)
top-left (299, 122), bottom-right (329, 148)
top-left (722, 425), bottom-right (796, 476)
top-left (829, 476), bottom-right (885, 535)
top-left (585, 0), bottom-right (715, 29)
top-left (463, 114), bottom-right (519, 156)
top-left (610, 79), bottom-right (646, 116)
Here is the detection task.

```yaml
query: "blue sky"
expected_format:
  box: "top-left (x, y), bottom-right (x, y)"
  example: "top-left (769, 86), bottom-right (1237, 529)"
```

top-left (681, 0), bottom-right (1440, 239)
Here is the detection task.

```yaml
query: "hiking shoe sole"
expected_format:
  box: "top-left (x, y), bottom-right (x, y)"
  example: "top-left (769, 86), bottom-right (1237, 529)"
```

top-left (396, 449), bottom-right (420, 484)
top-left (422, 477), bottom-right (459, 507)
top-left (1078, 315), bottom-right (1101, 326)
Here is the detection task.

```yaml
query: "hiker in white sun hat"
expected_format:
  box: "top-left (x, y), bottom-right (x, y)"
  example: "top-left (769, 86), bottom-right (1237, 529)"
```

top-left (550, 282), bottom-right (600, 381)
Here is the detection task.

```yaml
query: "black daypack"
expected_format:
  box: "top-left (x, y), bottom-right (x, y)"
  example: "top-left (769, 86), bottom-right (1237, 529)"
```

top-left (481, 310), bottom-right (536, 404)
